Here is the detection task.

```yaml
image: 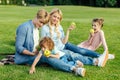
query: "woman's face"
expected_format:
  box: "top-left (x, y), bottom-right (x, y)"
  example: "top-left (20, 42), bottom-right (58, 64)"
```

top-left (92, 22), bottom-right (101, 32)
top-left (50, 12), bottom-right (60, 25)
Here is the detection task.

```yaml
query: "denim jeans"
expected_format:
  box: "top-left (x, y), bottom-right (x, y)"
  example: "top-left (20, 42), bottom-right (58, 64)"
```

top-left (29, 55), bottom-right (73, 72)
top-left (15, 54), bottom-right (73, 72)
top-left (60, 56), bottom-right (75, 66)
top-left (62, 50), bottom-right (94, 65)
top-left (64, 42), bottom-right (100, 58)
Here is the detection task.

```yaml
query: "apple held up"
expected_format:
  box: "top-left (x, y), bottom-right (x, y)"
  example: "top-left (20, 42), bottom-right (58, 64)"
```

top-left (90, 29), bottom-right (94, 34)
top-left (71, 22), bottom-right (76, 28)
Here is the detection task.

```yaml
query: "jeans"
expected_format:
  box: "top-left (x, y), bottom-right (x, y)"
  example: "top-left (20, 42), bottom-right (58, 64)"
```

top-left (15, 54), bottom-right (73, 72)
top-left (30, 55), bottom-right (76, 72)
top-left (60, 56), bottom-right (75, 66)
top-left (64, 42), bottom-right (100, 58)
top-left (62, 50), bottom-right (94, 65)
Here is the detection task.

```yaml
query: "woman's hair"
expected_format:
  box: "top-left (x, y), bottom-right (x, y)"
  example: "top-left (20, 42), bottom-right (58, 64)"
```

top-left (92, 18), bottom-right (104, 28)
top-left (37, 9), bottom-right (49, 24)
top-left (48, 8), bottom-right (63, 39)
top-left (39, 37), bottom-right (54, 51)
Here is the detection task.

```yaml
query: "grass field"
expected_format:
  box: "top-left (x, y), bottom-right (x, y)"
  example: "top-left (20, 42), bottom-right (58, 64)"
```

top-left (0, 5), bottom-right (120, 80)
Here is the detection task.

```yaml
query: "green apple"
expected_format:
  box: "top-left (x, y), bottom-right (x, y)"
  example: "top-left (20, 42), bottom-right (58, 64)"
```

top-left (71, 22), bottom-right (76, 27)
top-left (90, 29), bottom-right (94, 33)
top-left (44, 50), bottom-right (51, 57)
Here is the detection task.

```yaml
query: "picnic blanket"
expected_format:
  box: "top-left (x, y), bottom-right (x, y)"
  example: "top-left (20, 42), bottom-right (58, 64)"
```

top-left (0, 55), bottom-right (14, 65)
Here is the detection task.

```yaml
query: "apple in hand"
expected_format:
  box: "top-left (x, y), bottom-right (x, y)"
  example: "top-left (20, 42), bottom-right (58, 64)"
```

top-left (44, 50), bottom-right (51, 57)
top-left (90, 29), bottom-right (94, 33)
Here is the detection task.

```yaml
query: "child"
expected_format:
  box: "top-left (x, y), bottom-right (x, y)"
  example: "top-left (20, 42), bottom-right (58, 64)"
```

top-left (29, 37), bottom-right (86, 77)
top-left (77, 18), bottom-right (114, 59)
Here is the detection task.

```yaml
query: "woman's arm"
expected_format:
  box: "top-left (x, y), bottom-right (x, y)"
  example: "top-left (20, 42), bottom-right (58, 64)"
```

top-left (62, 25), bottom-right (75, 44)
top-left (29, 51), bottom-right (42, 74)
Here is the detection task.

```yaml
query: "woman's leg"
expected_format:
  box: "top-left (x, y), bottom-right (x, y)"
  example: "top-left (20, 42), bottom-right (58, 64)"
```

top-left (62, 50), bottom-right (94, 65)
top-left (64, 42), bottom-right (100, 57)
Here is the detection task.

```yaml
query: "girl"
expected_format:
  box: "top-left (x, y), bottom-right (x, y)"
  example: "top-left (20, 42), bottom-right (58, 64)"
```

top-left (29, 37), bottom-right (86, 77)
top-left (77, 18), bottom-right (114, 59)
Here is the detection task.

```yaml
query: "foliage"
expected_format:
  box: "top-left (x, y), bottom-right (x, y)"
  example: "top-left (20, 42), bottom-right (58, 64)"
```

top-left (96, 0), bottom-right (117, 7)
top-left (0, 0), bottom-right (119, 7)
top-left (107, 0), bottom-right (117, 6)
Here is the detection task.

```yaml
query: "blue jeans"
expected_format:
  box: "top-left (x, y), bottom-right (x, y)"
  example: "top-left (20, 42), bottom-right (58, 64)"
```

top-left (27, 55), bottom-right (74, 72)
top-left (60, 56), bottom-right (75, 66)
top-left (62, 50), bottom-right (94, 65)
top-left (64, 42), bottom-right (100, 58)
top-left (15, 54), bottom-right (73, 72)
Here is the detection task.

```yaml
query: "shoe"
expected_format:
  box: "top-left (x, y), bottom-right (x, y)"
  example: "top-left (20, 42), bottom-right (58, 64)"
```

top-left (108, 54), bottom-right (115, 59)
top-left (75, 67), bottom-right (86, 77)
top-left (98, 50), bottom-right (108, 67)
top-left (75, 60), bottom-right (84, 68)
top-left (0, 62), bottom-right (4, 65)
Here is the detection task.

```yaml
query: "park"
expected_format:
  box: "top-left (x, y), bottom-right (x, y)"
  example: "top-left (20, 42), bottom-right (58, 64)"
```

top-left (0, 0), bottom-right (120, 80)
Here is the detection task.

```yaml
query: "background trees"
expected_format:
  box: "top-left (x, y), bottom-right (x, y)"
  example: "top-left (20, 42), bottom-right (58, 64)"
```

top-left (0, 0), bottom-right (119, 7)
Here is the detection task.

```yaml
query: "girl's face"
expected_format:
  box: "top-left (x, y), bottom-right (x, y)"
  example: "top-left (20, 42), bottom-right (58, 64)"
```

top-left (50, 12), bottom-right (60, 26)
top-left (34, 18), bottom-right (44, 28)
top-left (92, 22), bottom-right (101, 32)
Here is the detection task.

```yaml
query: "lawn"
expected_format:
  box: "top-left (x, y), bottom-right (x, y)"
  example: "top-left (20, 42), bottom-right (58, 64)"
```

top-left (0, 5), bottom-right (120, 80)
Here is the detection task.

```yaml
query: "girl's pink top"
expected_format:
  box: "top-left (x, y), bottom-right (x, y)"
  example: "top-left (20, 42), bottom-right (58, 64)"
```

top-left (78, 30), bottom-right (108, 51)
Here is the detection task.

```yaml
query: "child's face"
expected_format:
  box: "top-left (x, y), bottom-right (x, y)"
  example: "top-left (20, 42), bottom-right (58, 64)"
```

top-left (92, 22), bottom-right (101, 32)
top-left (50, 12), bottom-right (60, 26)
top-left (41, 44), bottom-right (49, 52)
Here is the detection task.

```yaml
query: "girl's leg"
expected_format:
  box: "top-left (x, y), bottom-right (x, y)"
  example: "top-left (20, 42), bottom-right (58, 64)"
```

top-left (64, 42), bottom-right (100, 57)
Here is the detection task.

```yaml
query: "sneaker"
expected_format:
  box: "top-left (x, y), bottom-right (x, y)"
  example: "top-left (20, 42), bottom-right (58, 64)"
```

top-left (98, 50), bottom-right (108, 67)
top-left (75, 60), bottom-right (84, 68)
top-left (75, 67), bottom-right (86, 77)
top-left (108, 54), bottom-right (115, 59)
top-left (0, 62), bottom-right (4, 65)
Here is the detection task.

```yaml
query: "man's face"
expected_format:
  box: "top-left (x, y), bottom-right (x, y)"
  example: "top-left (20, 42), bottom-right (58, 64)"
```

top-left (35, 18), bottom-right (44, 28)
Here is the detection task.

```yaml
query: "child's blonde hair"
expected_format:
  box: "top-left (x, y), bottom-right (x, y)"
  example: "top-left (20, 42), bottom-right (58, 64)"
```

top-left (92, 18), bottom-right (104, 28)
top-left (48, 8), bottom-right (63, 39)
top-left (39, 37), bottom-right (54, 51)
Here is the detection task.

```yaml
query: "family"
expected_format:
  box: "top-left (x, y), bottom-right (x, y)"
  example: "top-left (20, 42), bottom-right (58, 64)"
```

top-left (15, 8), bottom-right (114, 77)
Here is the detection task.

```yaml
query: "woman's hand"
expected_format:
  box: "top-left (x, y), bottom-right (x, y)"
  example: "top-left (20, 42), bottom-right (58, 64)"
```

top-left (67, 25), bottom-right (76, 31)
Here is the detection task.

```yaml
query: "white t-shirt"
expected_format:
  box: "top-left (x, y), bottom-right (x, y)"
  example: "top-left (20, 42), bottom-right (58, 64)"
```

top-left (33, 27), bottom-right (39, 52)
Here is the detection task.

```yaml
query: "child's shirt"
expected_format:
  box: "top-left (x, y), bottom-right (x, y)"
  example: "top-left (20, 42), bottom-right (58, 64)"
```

top-left (51, 46), bottom-right (65, 57)
top-left (78, 30), bottom-right (107, 51)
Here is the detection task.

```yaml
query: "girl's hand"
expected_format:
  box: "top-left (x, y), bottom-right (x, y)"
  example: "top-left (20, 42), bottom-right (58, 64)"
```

top-left (29, 67), bottom-right (36, 74)
top-left (90, 29), bottom-right (94, 37)
top-left (90, 32), bottom-right (94, 37)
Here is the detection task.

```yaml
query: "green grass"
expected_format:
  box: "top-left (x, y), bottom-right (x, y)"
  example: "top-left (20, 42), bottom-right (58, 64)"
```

top-left (0, 5), bottom-right (120, 80)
